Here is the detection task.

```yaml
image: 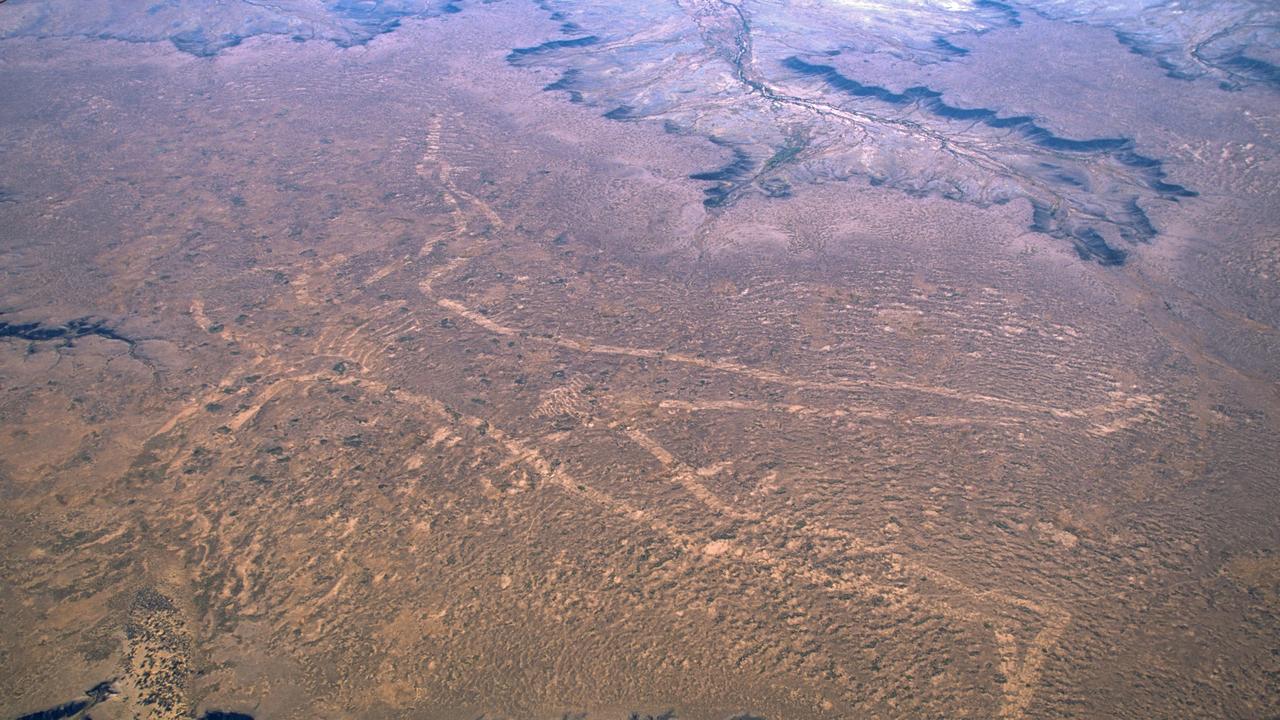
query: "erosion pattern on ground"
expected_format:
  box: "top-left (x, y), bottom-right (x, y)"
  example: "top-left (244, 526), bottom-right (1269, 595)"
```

top-left (6, 0), bottom-right (1277, 262)
top-left (509, 0), bottom-right (1218, 264)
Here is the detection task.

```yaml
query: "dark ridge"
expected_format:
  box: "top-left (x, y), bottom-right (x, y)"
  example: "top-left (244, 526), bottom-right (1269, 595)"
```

top-left (1116, 198), bottom-right (1158, 242)
top-left (151, 1), bottom-right (467, 56)
top-left (330, 0), bottom-right (414, 34)
top-left (1022, 128), bottom-right (1128, 153)
top-left (14, 701), bottom-right (89, 720)
top-left (543, 69), bottom-right (584, 103)
top-left (1115, 152), bottom-right (1196, 197)
top-left (784, 57), bottom-right (1136, 153)
top-left (688, 139), bottom-right (755, 208)
top-left (506, 35), bottom-right (598, 63)
top-left (975, 0), bottom-right (1021, 27)
top-left (784, 57), bottom-right (938, 104)
top-left (0, 317), bottom-right (133, 345)
top-left (783, 56), bottom-right (1197, 199)
top-left (701, 186), bottom-right (732, 207)
top-left (1030, 201), bottom-right (1129, 264)
top-left (1115, 29), bottom-right (1280, 89)
top-left (11, 681), bottom-right (115, 720)
top-left (1113, 32), bottom-right (1198, 80)
top-left (781, 50), bottom-right (1195, 267)
top-left (84, 681), bottom-right (116, 703)
top-left (200, 713), bottom-right (256, 720)
top-left (1112, 31), bottom-right (1143, 55)
top-left (561, 22), bottom-right (581, 34)
top-left (170, 28), bottom-right (243, 57)
top-left (1152, 179), bottom-right (1195, 196)
top-left (1073, 229), bottom-right (1127, 265)
top-left (1029, 200), bottom-right (1056, 234)
top-left (932, 102), bottom-right (996, 121)
top-left (1221, 52), bottom-right (1280, 87)
top-left (1039, 162), bottom-right (1089, 189)
top-left (933, 36), bottom-right (969, 56)
top-left (602, 104), bottom-right (635, 120)
top-left (986, 114), bottom-right (1035, 128)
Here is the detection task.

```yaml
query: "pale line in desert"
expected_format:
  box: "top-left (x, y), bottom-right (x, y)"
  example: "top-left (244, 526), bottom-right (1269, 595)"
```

top-left (401, 385), bottom-right (1062, 718)
top-left (431, 286), bottom-right (1148, 424)
top-left (408, 126), bottom-right (1152, 431)
top-left (649, 397), bottom-right (1029, 427)
top-left (401, 115), bottom-right (1076, 714)
top-left (227, 371), bottom-right (326, 431)
top-left (417, 114), bottom-right (505, 235)
top-left (623, 424), bottom-right (1069, 718)
top-left (419, 252), bottom-right (1076, 716)
top-left (187, 265), bottom-right (1075, 719)
top-left (624, 426), bottom-right (760, 521)
top-left (410, 117), bottom-right (1144, 426)
top-left (149, 300), bottom-right (1068, 719)
top-left (385, 384), bottom-right (936, 708)
top-left (649, 395), bottom-right (1154, 435)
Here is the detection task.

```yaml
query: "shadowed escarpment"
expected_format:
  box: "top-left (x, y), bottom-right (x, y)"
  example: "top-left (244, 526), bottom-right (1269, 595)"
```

top-left (506, 34), bottom-right (599, 62)
top-left (1216, 50), bottom-right (1280, 89)
top-left (785, 57), bottom-right (1132, 155)
top-left (0, 0), bottom-right (472, 57)
top-left (783, 56), bottom-right (1196, 263)
top-left (780, 57), bottom-right (1197, 186)
top-left (544, 68), bottom-right (585, 103)
top-left (506, 0), bottom-right (1199, 264)
top-left (976, 0), bottom-right (1023, 27)
top-left (1027, 0), bottom-right (1280, 91)
top-left (933, 37), bottom-right (970, 56)
top-left (689, 138), bottom-right (757, 208)
top-left (11, 682), bottom-right (117, 720)
top-left (12, 701), bottom-right (89, 720)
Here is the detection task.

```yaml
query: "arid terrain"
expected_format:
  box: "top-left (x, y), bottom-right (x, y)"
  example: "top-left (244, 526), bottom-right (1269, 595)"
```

top-left (1, 1), bottom-right (1278, 718)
